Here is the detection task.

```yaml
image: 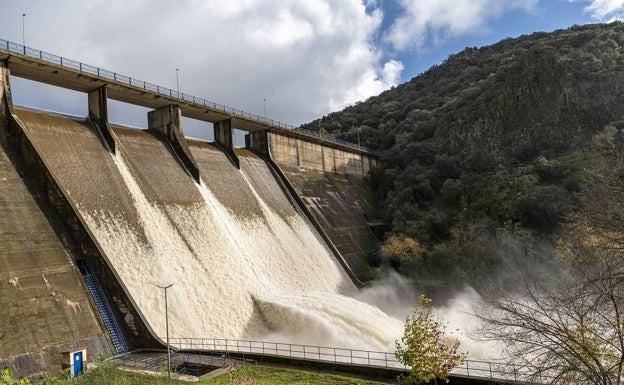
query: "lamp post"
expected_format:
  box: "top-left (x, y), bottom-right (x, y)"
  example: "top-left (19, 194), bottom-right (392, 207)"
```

top-left (22, 13), bottom-right (26, 53)
top-left (175, 68), bottom-right (180, 95)
top-left (157, 282), bottom-right (174, 379)
top-left (263, 98), bottom-right (266, 121)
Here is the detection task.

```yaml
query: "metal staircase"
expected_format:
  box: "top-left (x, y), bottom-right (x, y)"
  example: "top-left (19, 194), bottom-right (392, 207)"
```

top-left (81, 263), bottom-right (128, 353)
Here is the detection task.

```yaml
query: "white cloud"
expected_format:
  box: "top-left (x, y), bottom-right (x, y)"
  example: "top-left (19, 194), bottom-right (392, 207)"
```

top-left (384, 0), bottom-right (537, 51)
top-left (0, 0), bottom-right (404, 129)
top-left (580, 0), bottom-right (624, 20)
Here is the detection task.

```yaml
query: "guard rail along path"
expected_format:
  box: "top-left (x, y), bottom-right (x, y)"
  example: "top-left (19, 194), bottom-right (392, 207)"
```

top-left (112, 337), bottom-right (552, 383)
top-left (0, 39), bottom-right (379, 155)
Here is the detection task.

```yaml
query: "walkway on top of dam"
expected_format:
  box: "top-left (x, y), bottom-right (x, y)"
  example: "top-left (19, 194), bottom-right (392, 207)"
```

top-left (0, 39), bottom-right (378, 156)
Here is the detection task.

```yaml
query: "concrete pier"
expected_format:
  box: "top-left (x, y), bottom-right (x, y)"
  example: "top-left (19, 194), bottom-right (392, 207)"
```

top-left (87, 85), bottom-right (116, 153)
top-left (214, 118), bottom-right (240, 169)
top-left (148, 105), bottom-right (200, 182)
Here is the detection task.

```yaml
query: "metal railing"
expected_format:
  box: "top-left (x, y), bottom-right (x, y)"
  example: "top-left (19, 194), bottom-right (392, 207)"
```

top-left (112, 349), bottom-right (232, 377)
top-left (0, 39), bottom-right (380, 155)
top-left (163, 337), bottom-right (550, 383)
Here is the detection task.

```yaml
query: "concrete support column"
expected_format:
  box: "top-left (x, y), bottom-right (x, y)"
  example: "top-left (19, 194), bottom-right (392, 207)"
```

top-left (148, 105), bottom-right (200, 182)
top-left (214, 118), bottom-right (240, 169)
top-left (88, 86), bottom-right (116, 154)
top-left (245, 130), bottom-right (269, 155)
top-left (0, 65), bottom-right (11, 137)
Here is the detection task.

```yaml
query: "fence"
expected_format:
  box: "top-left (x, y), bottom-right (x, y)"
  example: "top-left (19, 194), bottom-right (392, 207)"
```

top-left (112, 349), bottom-right (232, 377)
top-left (161, 337), bottom-right (549, 382)
top-left (0, 39), bottom-right (380, 155)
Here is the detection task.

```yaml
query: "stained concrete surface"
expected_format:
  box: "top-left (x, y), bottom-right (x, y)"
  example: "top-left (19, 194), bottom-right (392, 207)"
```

top-left (0, 110), bottom-right (109, 378)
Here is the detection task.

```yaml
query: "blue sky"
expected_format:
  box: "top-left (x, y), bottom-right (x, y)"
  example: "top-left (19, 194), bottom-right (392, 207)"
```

top-left (389, 1), bottom-right (591, 80)
top-left (0, 0), bottom-right (621, 140)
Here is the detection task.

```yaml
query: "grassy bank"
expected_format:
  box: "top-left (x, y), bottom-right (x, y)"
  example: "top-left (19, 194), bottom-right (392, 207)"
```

top-left (37, 362), bottom-right (393, 385)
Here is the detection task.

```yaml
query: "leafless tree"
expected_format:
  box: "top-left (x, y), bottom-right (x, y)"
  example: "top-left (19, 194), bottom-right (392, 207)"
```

top-left (476, 127), bottom-right (624, 385)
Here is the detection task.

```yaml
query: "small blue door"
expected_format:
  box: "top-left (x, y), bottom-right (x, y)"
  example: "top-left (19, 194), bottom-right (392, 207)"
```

top-left (73, 351), bottom-right (83, 376)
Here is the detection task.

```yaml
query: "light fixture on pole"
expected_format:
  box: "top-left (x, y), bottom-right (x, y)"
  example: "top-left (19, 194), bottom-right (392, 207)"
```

top-left (22, 13), bottom-right (26, 53)
top-left (175, 68), bottom-right (180, 95)
top-left (263, 98), bottom-right (266, 121)
top-left (157, 282), bottom-right (174, 379)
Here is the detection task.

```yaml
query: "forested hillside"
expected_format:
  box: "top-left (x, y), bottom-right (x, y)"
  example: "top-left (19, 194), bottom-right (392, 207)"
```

top-left (301, 22), bottom-right (624, 284)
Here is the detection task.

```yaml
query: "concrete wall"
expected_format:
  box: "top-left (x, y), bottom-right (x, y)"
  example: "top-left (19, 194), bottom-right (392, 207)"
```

top-left (269, 132), bottom-right (375, 178)
top-left (0, 66), bottom-right (111, 379)
top-left (268, 132), bottom-right (379, 282)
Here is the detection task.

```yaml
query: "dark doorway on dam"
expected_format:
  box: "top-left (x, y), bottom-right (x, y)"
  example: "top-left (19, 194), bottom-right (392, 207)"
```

top-left (10, 77), bottom-right (86, 117)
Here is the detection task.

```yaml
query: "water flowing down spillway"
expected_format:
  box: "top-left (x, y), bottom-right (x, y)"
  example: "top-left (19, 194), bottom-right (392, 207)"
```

top-left (15, 108), bottom-right (403, 351)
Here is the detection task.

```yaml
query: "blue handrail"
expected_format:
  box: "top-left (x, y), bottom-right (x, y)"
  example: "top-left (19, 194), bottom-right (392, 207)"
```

top-left (0, 39), bottom-right (380, 156)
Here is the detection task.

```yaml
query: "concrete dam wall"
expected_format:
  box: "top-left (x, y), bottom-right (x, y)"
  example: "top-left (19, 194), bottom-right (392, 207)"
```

top-left (270, 132), bottom-right (380, 281)
top-left (4, 105), bottom-right (400, 368)
top-left (0, 74), bottom-right (110, 377)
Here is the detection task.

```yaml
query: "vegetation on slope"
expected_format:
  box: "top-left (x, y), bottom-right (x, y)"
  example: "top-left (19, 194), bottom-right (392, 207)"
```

top-left (1, 363), bottom-right (393, 385)
top-left (301, 22), bottom-right (624, 284)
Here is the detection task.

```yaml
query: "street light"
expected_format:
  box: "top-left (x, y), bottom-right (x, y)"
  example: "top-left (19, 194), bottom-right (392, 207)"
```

top-left (263, 98), bottom-right (266, 121)
top-left (22, 13), bottom-right (26, 53)
top-left (175, 68), bottom-right (180, 95)
top-left (157, 282), bottom-right (174, 379)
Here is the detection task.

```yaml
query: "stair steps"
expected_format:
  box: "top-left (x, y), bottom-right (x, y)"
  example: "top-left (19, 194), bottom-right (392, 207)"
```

top-left (82, 267), bottom-right (128, 353)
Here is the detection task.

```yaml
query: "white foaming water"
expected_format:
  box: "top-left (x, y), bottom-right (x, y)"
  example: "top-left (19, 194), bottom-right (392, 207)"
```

top-left (83, 148), bottom-right (403, 351)
top-left (356, 272), bottom-right (498, 359)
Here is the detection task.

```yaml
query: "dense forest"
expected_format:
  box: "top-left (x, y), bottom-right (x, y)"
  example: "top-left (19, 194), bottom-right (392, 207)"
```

top-left (300, 22), bottom-right (624, 284)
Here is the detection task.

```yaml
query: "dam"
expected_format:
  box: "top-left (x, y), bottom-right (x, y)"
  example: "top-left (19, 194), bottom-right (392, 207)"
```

top-left (0, 41), bottom-right (396, 377)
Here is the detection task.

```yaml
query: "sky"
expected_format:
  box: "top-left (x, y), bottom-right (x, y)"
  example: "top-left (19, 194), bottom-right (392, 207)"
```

top-left (0, 0), bottom-right (622, 141)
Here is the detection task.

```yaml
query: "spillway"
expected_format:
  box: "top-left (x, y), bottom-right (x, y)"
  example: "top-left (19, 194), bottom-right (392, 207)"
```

top-left (14, 107), bottom-right (402, 351)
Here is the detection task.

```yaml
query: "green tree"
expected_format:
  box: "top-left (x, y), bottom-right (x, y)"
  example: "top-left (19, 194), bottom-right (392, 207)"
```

top-left (395, 295), bottom-right (467, 384)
